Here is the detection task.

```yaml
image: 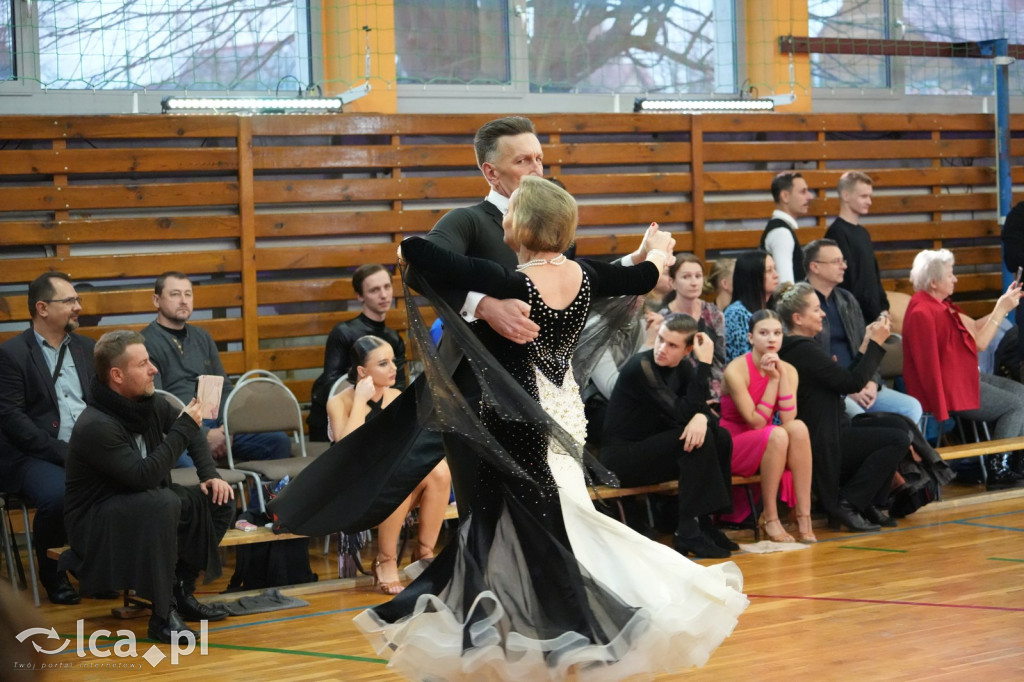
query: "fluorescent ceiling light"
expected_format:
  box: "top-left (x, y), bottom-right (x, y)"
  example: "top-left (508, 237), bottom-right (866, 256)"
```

top-left (634, 98), bottom-right (775, 113)
top-left (162, 96), bottom-right (344, 114)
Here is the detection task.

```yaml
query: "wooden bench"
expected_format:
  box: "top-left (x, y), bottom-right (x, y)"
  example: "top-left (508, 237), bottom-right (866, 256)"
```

top-left (47, 526), bottom-right (317, 617)
top-left (588, 475), bottom-right (763, 542)
top-left (935, 436), bottom-right (1024, 462)
top-left (47, 526), bottom-right (305, 564)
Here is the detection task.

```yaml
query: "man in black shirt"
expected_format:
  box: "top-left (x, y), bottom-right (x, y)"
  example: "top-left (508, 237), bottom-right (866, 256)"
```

top-left (308, 264), bottom-right (407, 441)
top-left (602, 316), bottom-right (735, 558)
top-left (824, 171), bottom-right (890, 322)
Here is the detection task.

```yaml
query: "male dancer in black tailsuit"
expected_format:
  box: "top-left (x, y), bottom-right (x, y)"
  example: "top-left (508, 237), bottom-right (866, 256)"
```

top-left (418, 116), bottom-right (663, 516)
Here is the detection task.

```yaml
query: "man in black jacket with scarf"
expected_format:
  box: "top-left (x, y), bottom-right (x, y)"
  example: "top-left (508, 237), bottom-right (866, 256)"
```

top-left (64, 330), bottom-right (234, 644)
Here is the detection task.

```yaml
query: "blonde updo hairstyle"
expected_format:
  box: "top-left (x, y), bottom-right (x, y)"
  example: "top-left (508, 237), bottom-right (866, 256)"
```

top-left (508, 175), bottom-right (578, 253)
top-left (771, 281), bottom-right (816, 331)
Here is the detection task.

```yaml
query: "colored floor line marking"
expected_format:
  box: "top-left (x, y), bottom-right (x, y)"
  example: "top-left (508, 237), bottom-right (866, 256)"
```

top-left (747, 594), bottom-right (1024, 612)
top-left (816, 508), bottom-right (1024, 543)
top-left (52, 635), bottom-right (386, 664)
top-left (989, 557), bottom-right (1024, 563)
top-left (837, 546), bottom-right (907, 553)
top-left (52, 605), bottom-right (373, 658)
top-left (207, 604), bottom-right (368, 633)
top-left (955, 521), bottom-right (1024, 532)
top-left (202, 642), bottom-right (385, 663)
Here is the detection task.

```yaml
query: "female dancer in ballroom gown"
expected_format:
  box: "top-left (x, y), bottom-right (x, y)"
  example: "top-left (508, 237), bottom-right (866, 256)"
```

top-left (275, 176), bottom-right (747, 681)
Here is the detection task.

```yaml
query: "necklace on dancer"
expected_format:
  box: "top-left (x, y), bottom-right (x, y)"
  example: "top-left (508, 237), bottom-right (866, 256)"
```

top-left (516, 254), bottom-right (567, 271)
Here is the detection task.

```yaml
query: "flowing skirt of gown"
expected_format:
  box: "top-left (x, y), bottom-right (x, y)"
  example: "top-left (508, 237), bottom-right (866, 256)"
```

top-left (354, 368), bottom-right (748, 681)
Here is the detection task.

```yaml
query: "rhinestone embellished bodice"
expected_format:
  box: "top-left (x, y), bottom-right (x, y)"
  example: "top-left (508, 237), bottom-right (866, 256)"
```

top-left (475, 271), bottom-right (593, 508)
top-left (525, 273), bottom-right (591, 389)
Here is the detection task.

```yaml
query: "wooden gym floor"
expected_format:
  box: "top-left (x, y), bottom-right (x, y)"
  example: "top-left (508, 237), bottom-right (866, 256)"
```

top-left (5, 484), bottom-right (1023, 680)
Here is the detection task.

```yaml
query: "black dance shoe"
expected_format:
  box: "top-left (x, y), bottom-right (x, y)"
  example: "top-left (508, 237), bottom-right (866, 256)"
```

top-left (147, 610), bottom-right (199, 645)
top-left (985, 455), bottom-right (1024, 490)
top-left (673, 532), bottom-right (731, 559)
top-left (862, 505), bottom-right (898, 528)
top-left (827, 498), bottom-right (881, 533)
top-left (699, 522), bottom-right (740, 551)
top-left (44, 571), bottom-right (81, 605)
top-left (173, 581), bottom-right (228, 622)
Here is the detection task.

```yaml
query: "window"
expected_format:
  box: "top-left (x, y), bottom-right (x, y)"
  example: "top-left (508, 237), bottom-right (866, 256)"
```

top-left (1, 0), bottom-right (13, 81)
top-left (394, 0), bottom-right (732, 95)
top-left (395, 0), bottom-right (510, 86)
top-left (23, 0), bottom-right (310, 90)
top-left (901, 0), bottom-right (1024, 96)
top-left (809, 0), bottom-right (889, 90)
top-left (810, 0), bottom-right (1024, 96)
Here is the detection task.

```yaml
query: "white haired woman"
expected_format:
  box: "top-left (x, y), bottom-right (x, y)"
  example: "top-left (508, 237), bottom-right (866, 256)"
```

top-left (902, 249), bottom-right (1024, 487)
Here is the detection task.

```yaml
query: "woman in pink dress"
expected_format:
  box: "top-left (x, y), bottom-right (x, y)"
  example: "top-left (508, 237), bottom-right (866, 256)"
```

top-left (719, 310), bottom-right (815, 543)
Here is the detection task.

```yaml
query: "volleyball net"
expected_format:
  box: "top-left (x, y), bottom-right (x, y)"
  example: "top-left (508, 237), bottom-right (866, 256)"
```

top-left (0, 1), bottom-right (1021, 99)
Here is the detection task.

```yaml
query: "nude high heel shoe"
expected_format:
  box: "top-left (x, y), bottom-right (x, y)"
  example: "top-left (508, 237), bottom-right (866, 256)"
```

top-left (372, 554), bottom-right (404, 595)
top-left (795, 514), bottom-right (817, 544)
top-left (759, 514), bottom-right (795, 543)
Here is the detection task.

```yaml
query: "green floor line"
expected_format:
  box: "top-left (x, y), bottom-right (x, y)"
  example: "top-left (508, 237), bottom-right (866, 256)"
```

top-left (54, 635), bottom-right (387, 665)
top-left (988, 557), bottom-right (1024, 563)
top-left (837, 546), bottom-right (907, 553)
top-left (203, 642), bottom-right (386, 664)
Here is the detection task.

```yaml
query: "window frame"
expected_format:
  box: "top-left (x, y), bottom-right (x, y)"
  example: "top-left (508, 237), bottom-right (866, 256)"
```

top-left (0, 0), bottom-right (321, 113)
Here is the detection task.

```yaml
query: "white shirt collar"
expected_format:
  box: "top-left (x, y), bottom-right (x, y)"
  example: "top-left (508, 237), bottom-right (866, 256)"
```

top-left (771, 209), bottom-right (800, 230)
top-left (485, 189), bottom-right (510, 215)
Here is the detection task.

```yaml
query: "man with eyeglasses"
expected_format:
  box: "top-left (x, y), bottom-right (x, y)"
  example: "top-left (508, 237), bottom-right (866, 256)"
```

top-left (825, 171), bottom-right (890, 322)
top-left (804, 239), bottom-right (922, 425)
top-left (0, 272), bottom-right (93, 604)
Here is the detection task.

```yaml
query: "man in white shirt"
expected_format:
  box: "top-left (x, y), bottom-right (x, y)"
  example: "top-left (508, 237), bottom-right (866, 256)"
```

top-left (760, 171), bottom-right (813, 285)
top-left (416, 116), bottom-right (668, 515)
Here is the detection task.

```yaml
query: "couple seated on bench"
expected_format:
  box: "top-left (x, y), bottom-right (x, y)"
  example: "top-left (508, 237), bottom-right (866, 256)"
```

top-left (597, 283), bottom-right (952, 552)
top-left (63, 330), bottom-right (234, 644)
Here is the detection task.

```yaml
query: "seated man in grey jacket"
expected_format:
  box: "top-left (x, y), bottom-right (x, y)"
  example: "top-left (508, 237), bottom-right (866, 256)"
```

top-left (141, 271), bottom-right (291, 465)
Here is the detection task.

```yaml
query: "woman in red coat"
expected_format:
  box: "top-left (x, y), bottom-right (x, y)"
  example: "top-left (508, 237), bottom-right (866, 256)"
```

top-left (902, 248), bottom-right (1024, 487)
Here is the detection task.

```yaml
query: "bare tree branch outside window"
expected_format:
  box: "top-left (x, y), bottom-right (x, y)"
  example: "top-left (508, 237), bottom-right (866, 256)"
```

top-left (395, 0), bottom-right (720, 94)
top-left (35, 0), bottom-right (307, 90)
top-left (809, 0), bottom-right (888, 90)
top-left (809, 0), bottom-right (1024, 95)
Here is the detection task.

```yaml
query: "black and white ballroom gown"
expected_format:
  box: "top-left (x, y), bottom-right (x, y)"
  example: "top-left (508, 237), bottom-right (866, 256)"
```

top-left (346, 237), bottom-right (748, 681)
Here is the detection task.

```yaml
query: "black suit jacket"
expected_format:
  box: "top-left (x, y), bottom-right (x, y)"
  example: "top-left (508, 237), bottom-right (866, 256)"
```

top-left (0, 328), bottom-right (95, 487)
top-left (415, 200), bottom-right (517, 308)
top-left (406, 199), bottom-right (517, 371)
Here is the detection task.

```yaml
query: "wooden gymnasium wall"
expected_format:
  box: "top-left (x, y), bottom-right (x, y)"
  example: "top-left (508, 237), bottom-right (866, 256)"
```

top-left (0, 113), bottom-right (1019, 404)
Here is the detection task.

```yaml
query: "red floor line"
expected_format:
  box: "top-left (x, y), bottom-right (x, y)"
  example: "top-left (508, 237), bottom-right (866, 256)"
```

top-left (747, 594), bottom-right (1024, 612)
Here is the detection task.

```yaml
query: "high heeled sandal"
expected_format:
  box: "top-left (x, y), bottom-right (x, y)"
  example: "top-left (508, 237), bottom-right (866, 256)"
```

top-left (372, 554), bottom-right (404, 595)
top-left (411, 542), bottom-right (435, 564)
top-left (759, 515), bottom-right (795, 544)
top-left (795, 514), bottom-right (817, 544)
